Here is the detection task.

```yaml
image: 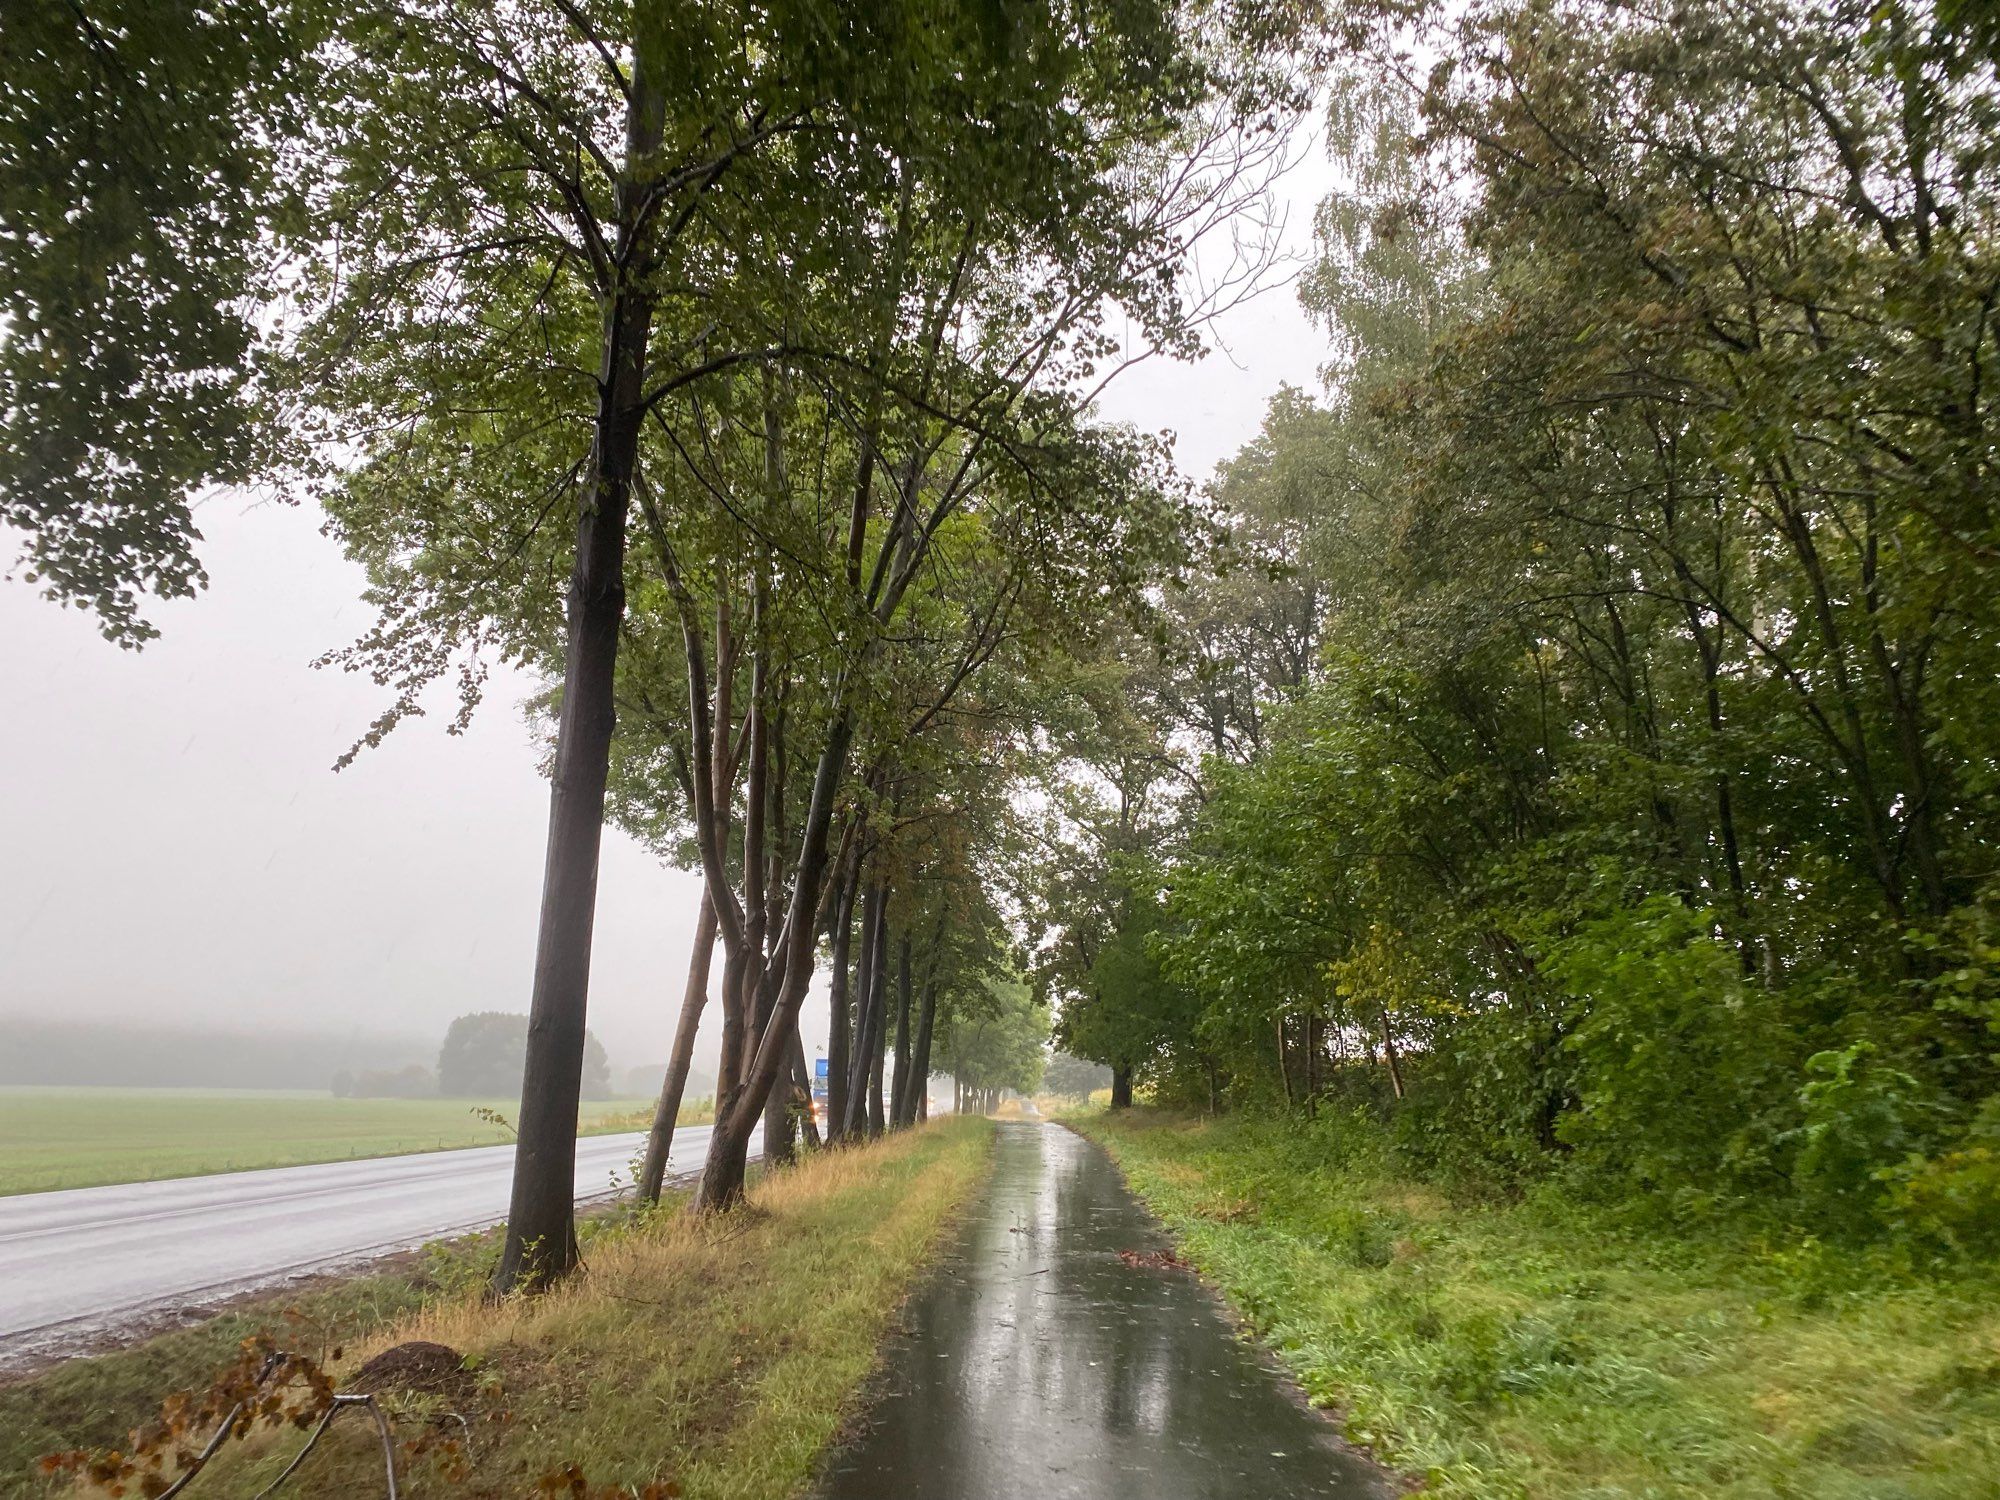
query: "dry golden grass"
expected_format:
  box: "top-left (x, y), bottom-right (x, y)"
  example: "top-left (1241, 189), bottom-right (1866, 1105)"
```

top-left (101, 1118), bottom-right (992, 1500)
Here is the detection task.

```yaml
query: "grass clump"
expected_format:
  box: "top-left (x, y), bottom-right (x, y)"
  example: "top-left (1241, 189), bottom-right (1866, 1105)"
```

top-left (53, 1117), bottom-right (992, 1500)
top-left (1074, 1107), bottom-right (2000, 1500)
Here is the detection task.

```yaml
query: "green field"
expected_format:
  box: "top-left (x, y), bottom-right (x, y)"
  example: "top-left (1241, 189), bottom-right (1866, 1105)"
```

top-left (0, 1087), bottom-right (701, 1196)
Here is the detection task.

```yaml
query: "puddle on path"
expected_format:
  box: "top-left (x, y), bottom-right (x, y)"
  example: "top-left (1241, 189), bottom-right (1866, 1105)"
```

top-left (818, 1122), bottom-right (1394, 1500)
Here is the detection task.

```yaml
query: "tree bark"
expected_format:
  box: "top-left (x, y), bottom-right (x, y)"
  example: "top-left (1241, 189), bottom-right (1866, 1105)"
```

top-left (636, 894), bottom-right (718, 1204)
top-left (493, 61), bottom-right (663, 1296)
top-left (1110, 1064), bottom-right (1134, 1109)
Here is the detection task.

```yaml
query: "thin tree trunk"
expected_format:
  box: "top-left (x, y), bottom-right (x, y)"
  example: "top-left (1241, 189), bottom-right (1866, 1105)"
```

top-left (888, 933), bottom-right (913, 1128)
top-left (713, 944), bottom-right (748, 1105)
top-left (763, 1041), bottom-right (796, 1165)
top-left (636, 894), bottom-right (718, 1204)
top-left (842, 879), bottom-right (886, 1137)
top-left (761, 987), bottom-right (799, 1164)
top-left (1275, 1016), bottom-right (1294, 1109)
top-left (694, 714), bottom-right (856, 1209)
top-left (867, 1000), bottom-right (887, 1137)
top-left (791, 1029), bottom-right (820, 1150)
top-left (493, 61), bottom-right (663, 1297)
top-left (1380, 1008), bottom-right (1406, 1100)
top-left (906, 978), bottom-right (937, 1127)
top-left (1305, 1013), bottom-right (1320, 1099)
top-left (734, 616), bottom-right (770, 1100)
top-left (823, 846), bottom-right (859, 1143)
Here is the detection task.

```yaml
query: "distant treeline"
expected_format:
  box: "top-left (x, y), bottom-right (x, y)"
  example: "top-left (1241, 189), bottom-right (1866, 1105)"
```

top-left (0, 1018), bottom-right (431, 1090)
top-left (333, 1013), bottom-right (622, 1100)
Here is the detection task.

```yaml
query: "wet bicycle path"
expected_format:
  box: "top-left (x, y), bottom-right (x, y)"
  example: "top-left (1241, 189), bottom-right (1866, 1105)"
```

top-left (817, 1121), bottom-right (1395, 1500)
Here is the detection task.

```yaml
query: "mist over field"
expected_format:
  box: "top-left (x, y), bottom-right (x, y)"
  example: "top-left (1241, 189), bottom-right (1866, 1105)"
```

top-left (0, 1016), bottom-right (729, 1097)
top-left (0, 1018), bottom-right (433, 1091)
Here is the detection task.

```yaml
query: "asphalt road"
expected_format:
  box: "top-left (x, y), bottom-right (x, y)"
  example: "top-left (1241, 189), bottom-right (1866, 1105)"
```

top-left (0, 1123), bottom-right (753, 1371)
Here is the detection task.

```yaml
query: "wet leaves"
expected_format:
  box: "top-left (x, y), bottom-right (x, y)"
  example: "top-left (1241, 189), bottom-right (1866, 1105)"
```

top-left (1117, 1247), bottom-right (1190, 1273)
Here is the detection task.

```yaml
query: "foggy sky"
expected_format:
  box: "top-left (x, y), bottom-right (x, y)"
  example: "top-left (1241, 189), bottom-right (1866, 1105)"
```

top-left (0, 156), bottom-right (1334, 1082)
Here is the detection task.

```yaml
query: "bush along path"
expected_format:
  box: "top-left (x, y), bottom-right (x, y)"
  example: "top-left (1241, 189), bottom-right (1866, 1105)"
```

top-left (1077, 1108), bottom-right (2000, 1500)
top-left (20, 1118), bottom-right (995, 1500)
top-left (816, 1120), bottom-right (1393, 1499)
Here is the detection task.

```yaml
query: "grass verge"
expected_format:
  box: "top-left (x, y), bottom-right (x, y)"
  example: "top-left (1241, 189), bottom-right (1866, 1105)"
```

top-left (35, 1117), bottom-right (992, 1500)
top-left (1073, 1107), bottom-right (2000, 1500)
top-left (0, 1088), bottom-right (713, 1196)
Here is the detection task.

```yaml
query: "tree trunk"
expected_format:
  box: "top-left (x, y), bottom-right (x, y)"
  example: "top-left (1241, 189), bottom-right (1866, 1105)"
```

top-left (842, 878), bottom-right (886, 1138)
top-left (1275, 1016), bottom-right (1294, 1109)
top-left (493, 64), bottom-right (662, 1297)
top-left (693, 715), bottom-right (856, 1209)
top-left (888, 933), bottom-right (913, 1128)
top-left (636, 894), bottom-right (718, 1204)
top-left (763, 1038), bottom-right (796, 1165)
top-left (1110, 1064), bottom-right (1134, 1109)
top-left (905, 978), bottom-right (937, 1128)
top-left (823, 848), bottom-right (859, 1143)
top-left (1304, 1012), bottom-right (1321, 1116)
top-left (867, 1010), bottom-right (887, 1136)
top-left (713, 944), bottom-right (749, 1107)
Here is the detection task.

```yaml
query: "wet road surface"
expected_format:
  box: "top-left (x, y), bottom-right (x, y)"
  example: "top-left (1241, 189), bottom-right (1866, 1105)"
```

top-left (818, 1122), bottom-right (1392, 1500)
top-left (0, 1123), bottom-right (754, 1371)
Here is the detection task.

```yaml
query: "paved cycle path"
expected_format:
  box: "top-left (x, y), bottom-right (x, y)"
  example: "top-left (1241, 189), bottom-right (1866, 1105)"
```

top-left (819, 1121), bottom-right (1393, 1499)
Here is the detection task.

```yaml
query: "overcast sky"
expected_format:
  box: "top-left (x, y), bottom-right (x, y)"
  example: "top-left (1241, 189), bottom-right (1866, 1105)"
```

top-left (0, 145), bottom-right (1336, 1081)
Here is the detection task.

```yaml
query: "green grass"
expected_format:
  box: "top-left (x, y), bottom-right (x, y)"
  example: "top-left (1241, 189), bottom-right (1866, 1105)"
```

top-left (0, 1087), bottom-right (708, 1196)
top-left (40, 1118), bottom-right (994, 1499)
top-left (1074, 1107), bottom-right (2000, 1500)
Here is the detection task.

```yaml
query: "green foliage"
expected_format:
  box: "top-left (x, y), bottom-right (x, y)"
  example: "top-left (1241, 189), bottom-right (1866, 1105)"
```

top-left (0, 0), bottom-right (317, 643)
top-left (1886, 1095), bottom-right (2000, 1257)
top-left (1041, 1051), bottom-right (1112, 1100)
top-left (1540, 899), bottom-right (1792, 1203)
top-left (936, 976), bottom-right (1048, 1098)
top-left (1033, 0), bottom-right (2000, 1264)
